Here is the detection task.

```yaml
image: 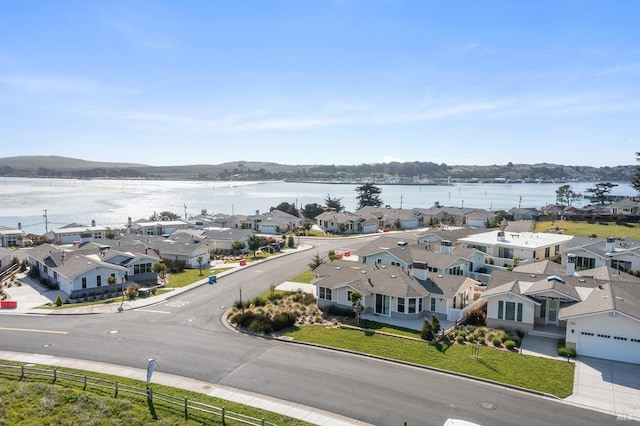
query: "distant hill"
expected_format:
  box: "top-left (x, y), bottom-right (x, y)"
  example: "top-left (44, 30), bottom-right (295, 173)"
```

top-left (0, 155), bottom-right (635, 182)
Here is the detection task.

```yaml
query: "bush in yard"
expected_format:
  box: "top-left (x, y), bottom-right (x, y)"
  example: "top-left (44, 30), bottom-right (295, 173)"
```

top-left (55, 295), bottom-right (63, 307)
top-left (478, 337), bottom-right (486, 345)
top-left (504, 340), bottom-right (517, 350)
top-left (456, 335), bottom-right (466, 344)
top-left (557, 347), bottom-right (577, 358)
top-left (421, 318), bottom-right (435, 341)
top-left (492, 337), bottom-right (502, 347)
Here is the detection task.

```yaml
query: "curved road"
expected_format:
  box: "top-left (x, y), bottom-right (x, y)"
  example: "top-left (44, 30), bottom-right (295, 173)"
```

top-left (1, 237), bottom-right (618, 425)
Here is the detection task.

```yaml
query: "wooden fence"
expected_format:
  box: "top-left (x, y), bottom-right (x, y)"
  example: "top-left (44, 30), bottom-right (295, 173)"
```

top-left (0, 363), bottom-right (278, 426)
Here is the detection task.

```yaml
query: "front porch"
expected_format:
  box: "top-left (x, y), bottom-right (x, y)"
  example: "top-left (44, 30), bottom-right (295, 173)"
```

top-left (528, 323), bottom-right (566, 339)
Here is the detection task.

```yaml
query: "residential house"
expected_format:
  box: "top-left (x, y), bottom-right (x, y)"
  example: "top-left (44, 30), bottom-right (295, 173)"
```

top-left (508, 207), bottom-right (541, 221)
top-left (355, 206), bottom-right (420, 230)
top-left (609, 197), bottom-right (640, 216)
top-left (482, 266), bottom-right (640, 363)
top-left (28, 243), bottom-right (159, 298)
top-left (313, 259), bottom-right (479, 321)
top-left (413, 203), bottom-right (477, 227)
top-left (130, 219), bottom-right (191, 236)
top-left (560, 236), bottom-right (640, 274)
top-left (464, 210), bottom-right (497, 228)
top-left (241, 210), bottom-right (301, 235)
top-left (0, 247), bottom-right (13, 274)
top-left (201, 228), bottom-right (256, 253)
top-left (559, 281), bottom-right (640, 364)
top-left (0, 225), bottom-right (25, 247)
top-left (52, 223), bottom-right (108, 245)
top-left (143, 234), bottom-right (211, 269)
top-left (316, 211), bottom-right (367, 234)
top-left (458, 230), bottom-right (573, 267)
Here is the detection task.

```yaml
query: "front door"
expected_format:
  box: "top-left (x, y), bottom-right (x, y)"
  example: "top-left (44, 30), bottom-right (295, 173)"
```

top-left (546, 299), bottom-right (558, 325)
top-left (375, 294), bottom-right (390, 316)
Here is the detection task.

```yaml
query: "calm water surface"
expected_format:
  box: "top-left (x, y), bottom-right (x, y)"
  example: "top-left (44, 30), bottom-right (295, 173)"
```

top-left (0, 177), bottom-right (634, 234)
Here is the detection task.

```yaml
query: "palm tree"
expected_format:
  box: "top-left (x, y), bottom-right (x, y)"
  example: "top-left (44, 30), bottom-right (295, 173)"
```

top-left (197, 255), bottom-right (204, 276)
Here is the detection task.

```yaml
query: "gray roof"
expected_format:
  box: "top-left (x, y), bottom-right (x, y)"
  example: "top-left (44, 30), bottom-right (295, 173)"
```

top-left (559, 281), bottom-right (640, 321)
top-left (561, 236), bottom-right (640, 258)
top-left (513, 260), bottom-right (566, 276)
top-left (202, 228), bottom-right (255, 242)
top-left (313, 260), bottom-right (474, 300)
top-left (577, 265), bottom-right (640, 283)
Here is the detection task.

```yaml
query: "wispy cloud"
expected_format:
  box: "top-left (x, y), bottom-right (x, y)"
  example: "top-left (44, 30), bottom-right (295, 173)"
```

top-left (0, 74), bottom-right (105, 95)
top-left (103, 18), bottom-right (175, 49)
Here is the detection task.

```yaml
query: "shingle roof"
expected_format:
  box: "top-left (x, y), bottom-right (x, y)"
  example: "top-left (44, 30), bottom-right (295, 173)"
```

top-left (559, 281), bottom-right (640, 321)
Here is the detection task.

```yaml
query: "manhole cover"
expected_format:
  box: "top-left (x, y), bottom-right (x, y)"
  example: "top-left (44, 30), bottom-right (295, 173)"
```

top-left (478, 401), bottom-right (497, 410)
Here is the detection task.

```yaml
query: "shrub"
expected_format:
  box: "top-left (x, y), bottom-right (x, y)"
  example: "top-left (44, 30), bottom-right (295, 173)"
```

top-left (455, 335), bottom-right (466, 344)
top-left (465, 307), bottom-right (487, 326)
top-left (492, 337), bottom-right (502, 347)
top-left (55, 295), bottom-right (63, 307)
top-left (478, 337), bottom-right (486, 345)
top-left (557, 347), bottom-right (577, 358)
top-left (504, 340), bottom-right (517, 350)
top-left (421, 318), bottom-right (435, 341)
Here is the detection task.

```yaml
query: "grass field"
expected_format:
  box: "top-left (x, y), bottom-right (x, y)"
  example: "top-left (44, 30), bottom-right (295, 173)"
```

top-left (0, 361), bottom-right (311, 425)
top-left (284, 325), bottom-right (574, 398)
top-left (533, 220), bottom-right (640, 239)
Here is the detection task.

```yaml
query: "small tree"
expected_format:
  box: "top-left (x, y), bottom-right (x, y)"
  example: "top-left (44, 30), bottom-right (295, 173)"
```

top-left (431, 313), bottom-right (441, 336)
top-left (232, 241), bottom-right (246, 256)
top-left (308, 253), bottom-right (325, 270)
top-left (324, 194), bottom-right (345, 212)
top-left (287, 236), bottom-right (295, 248)
top-left (585, 182), bottom-right (618, 205)
top-left (350, 291), bottom-right (364, 325)
top-left (55, 294), bottom-right (63, 307)
top-left (152, 262), bottom-right (167, 286)
top-left (555, 184), bottom-right (582, 207)
top-left (247, 234), bottom-right (263, 258)
top-left (421, 317), bottom-right (435, 341)
top-left (197, 255), bottom-right (204, 276)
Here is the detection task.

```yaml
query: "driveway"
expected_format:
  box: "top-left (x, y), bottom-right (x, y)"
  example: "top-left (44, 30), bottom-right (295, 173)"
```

top-left (522, 335), bottom-right (640, 421)
top-left (566, 356), bottom-right (640, 420)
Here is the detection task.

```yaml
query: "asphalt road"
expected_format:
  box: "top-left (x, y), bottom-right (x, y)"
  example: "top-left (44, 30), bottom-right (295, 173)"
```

top-left (0, 236), bottom-right (621, 425)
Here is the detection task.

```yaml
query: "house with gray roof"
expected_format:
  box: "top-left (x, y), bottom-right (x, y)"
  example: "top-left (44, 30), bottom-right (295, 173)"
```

top-left (316, 211), bottom-right (367, 234)
top-left (143, 234), bottom-right (211, 269)
top-left (609, 197), bottom-right (640, 216)
top-left (0, 225), bottom-right (25, 247)
top-left (313, 259), bottom-right (479, 322)
top-left (28, 243), bottom-right (159, 298)
top-left (355, 206), bottom-right (421, 230)
top-left (52, 223), bottom-right (108, 245)
top-left (560, 236), bottom-right (640, 274)
top-left (241, 210), bottom-right (301, 235)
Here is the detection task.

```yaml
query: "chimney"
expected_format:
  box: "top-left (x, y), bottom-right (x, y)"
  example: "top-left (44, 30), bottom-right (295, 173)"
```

top-left (256, 210), bottom-right (260, 216)
top-left (127, 217), bottom-right (132, 228)
top-left (566, 253), bottom-right (576, 276)
top-left (91, 219), bottom-right (96, 227)
top-left (605, 237), bottom-right (616, 253)
top-left (412, 261), bottom-right (428, 280)
top-left (497, 231), bottom-right (506, 242)
top-left (440, 240), bottom-right (453, 255)
top-left (18, 222), bottom-right (21, 230)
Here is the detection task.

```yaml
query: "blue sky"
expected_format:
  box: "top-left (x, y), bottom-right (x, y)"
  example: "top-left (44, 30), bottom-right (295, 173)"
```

top-left (1, 1), bottom-right (638, 167)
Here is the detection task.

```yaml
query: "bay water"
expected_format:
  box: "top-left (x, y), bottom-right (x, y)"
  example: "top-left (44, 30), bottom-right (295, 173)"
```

top-left (0, 177), bottom-right (634, 234)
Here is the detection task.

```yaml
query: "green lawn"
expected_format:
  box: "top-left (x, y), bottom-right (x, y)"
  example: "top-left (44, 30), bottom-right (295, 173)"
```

top-left (284, 325), bottom-right (574, 398)
top-left (534, 220), bottom-right (640, 239)
top-left (166, 267), bottom-right (232, 288)
top-left (289, 269), bottom-right (316, 284)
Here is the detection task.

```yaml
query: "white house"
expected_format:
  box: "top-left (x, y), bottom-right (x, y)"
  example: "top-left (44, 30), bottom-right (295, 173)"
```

top-left (560, 236), bottom-right (640, 274)
top-left (0, 226), bottom-right (25, 247)
top-left (52, 224), bottom-right (108, 245)
top-left (458, 230), bottom-right (573, 267)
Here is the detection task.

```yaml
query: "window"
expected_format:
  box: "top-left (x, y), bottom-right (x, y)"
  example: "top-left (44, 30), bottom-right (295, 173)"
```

top-left (318, 287), bottom-right (332, 301)
top-left (430, 297), bottom-right (436, 311)
top-left (134, 263), bottom-right (152, 274)
top-left (397, 297), bottom-right (405, 313)
top-left (96, 275), bottom-right (102, 287)
top-left (575, 256), bottom-right (595, 271)
top-left (347, 290), bottom-right (353, 303)
top-left (418, 298), bottom-right (423, 312)
top-left (544, 247), bottom-right (550, 258)
top-left (82, 277), bottom-right (87, 289)
top-left (448, 266), bottom-right (463, 276)
top-left (408, 298), bottom-right (416, 314)
top-left (498, 247), bottom-right (514, 259)
top-left (498, 300), bottom-right (523, 322)
top-left (554, 245), bottom-right (560, 255)
top-left (611, 259), bottom-right (632, 272)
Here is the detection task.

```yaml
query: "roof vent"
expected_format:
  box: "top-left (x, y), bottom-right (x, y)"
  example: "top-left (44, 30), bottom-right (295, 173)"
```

top-left (530, 274), bottom-right (536, 278)
top-left (361, 270), bottom-right (366, 274)
top-left (336, 267), bottom-right (341, 270)
top-left (391, 275), bottom-right (396, 278)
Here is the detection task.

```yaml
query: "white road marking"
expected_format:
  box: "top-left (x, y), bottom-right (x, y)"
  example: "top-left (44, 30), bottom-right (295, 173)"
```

top-left (136, 309), bottom-right (171, 314)
top-left (0, 327), bottom-right (68, 335)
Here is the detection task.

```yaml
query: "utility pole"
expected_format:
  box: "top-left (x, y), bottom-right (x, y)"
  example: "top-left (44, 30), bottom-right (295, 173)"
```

top-left (400, 194), bottom-right (403, 209)
top-left (519, 196), bottom-right (522, 208)
top-left (43, 209), bottom-right (48, 233)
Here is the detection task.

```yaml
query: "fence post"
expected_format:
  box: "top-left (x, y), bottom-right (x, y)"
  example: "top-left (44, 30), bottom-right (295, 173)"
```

top-left (115, 381), bottom-right (118, 398)
top-left (83, 375), bottom-right (87, 391)
top-left (261, 419), bottom-right (265, 426)
top-left (53, 368), bottom-right (57, 383)
top-left (147, 387), bottom-right (158, 420)
top-left (222, 407), bottom-right (225, 426)
top-left (184, 397), bottom-right (188, 420)
top-left (20, 365), bottom-right (25, 380)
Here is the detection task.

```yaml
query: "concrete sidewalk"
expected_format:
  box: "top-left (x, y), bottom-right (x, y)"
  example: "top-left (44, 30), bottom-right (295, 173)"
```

top-left (0, 350), bottom-right (370, 426)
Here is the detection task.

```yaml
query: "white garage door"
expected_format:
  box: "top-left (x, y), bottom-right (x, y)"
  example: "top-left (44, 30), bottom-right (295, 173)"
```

top-left (577, 331), bottom-right (640, 364)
